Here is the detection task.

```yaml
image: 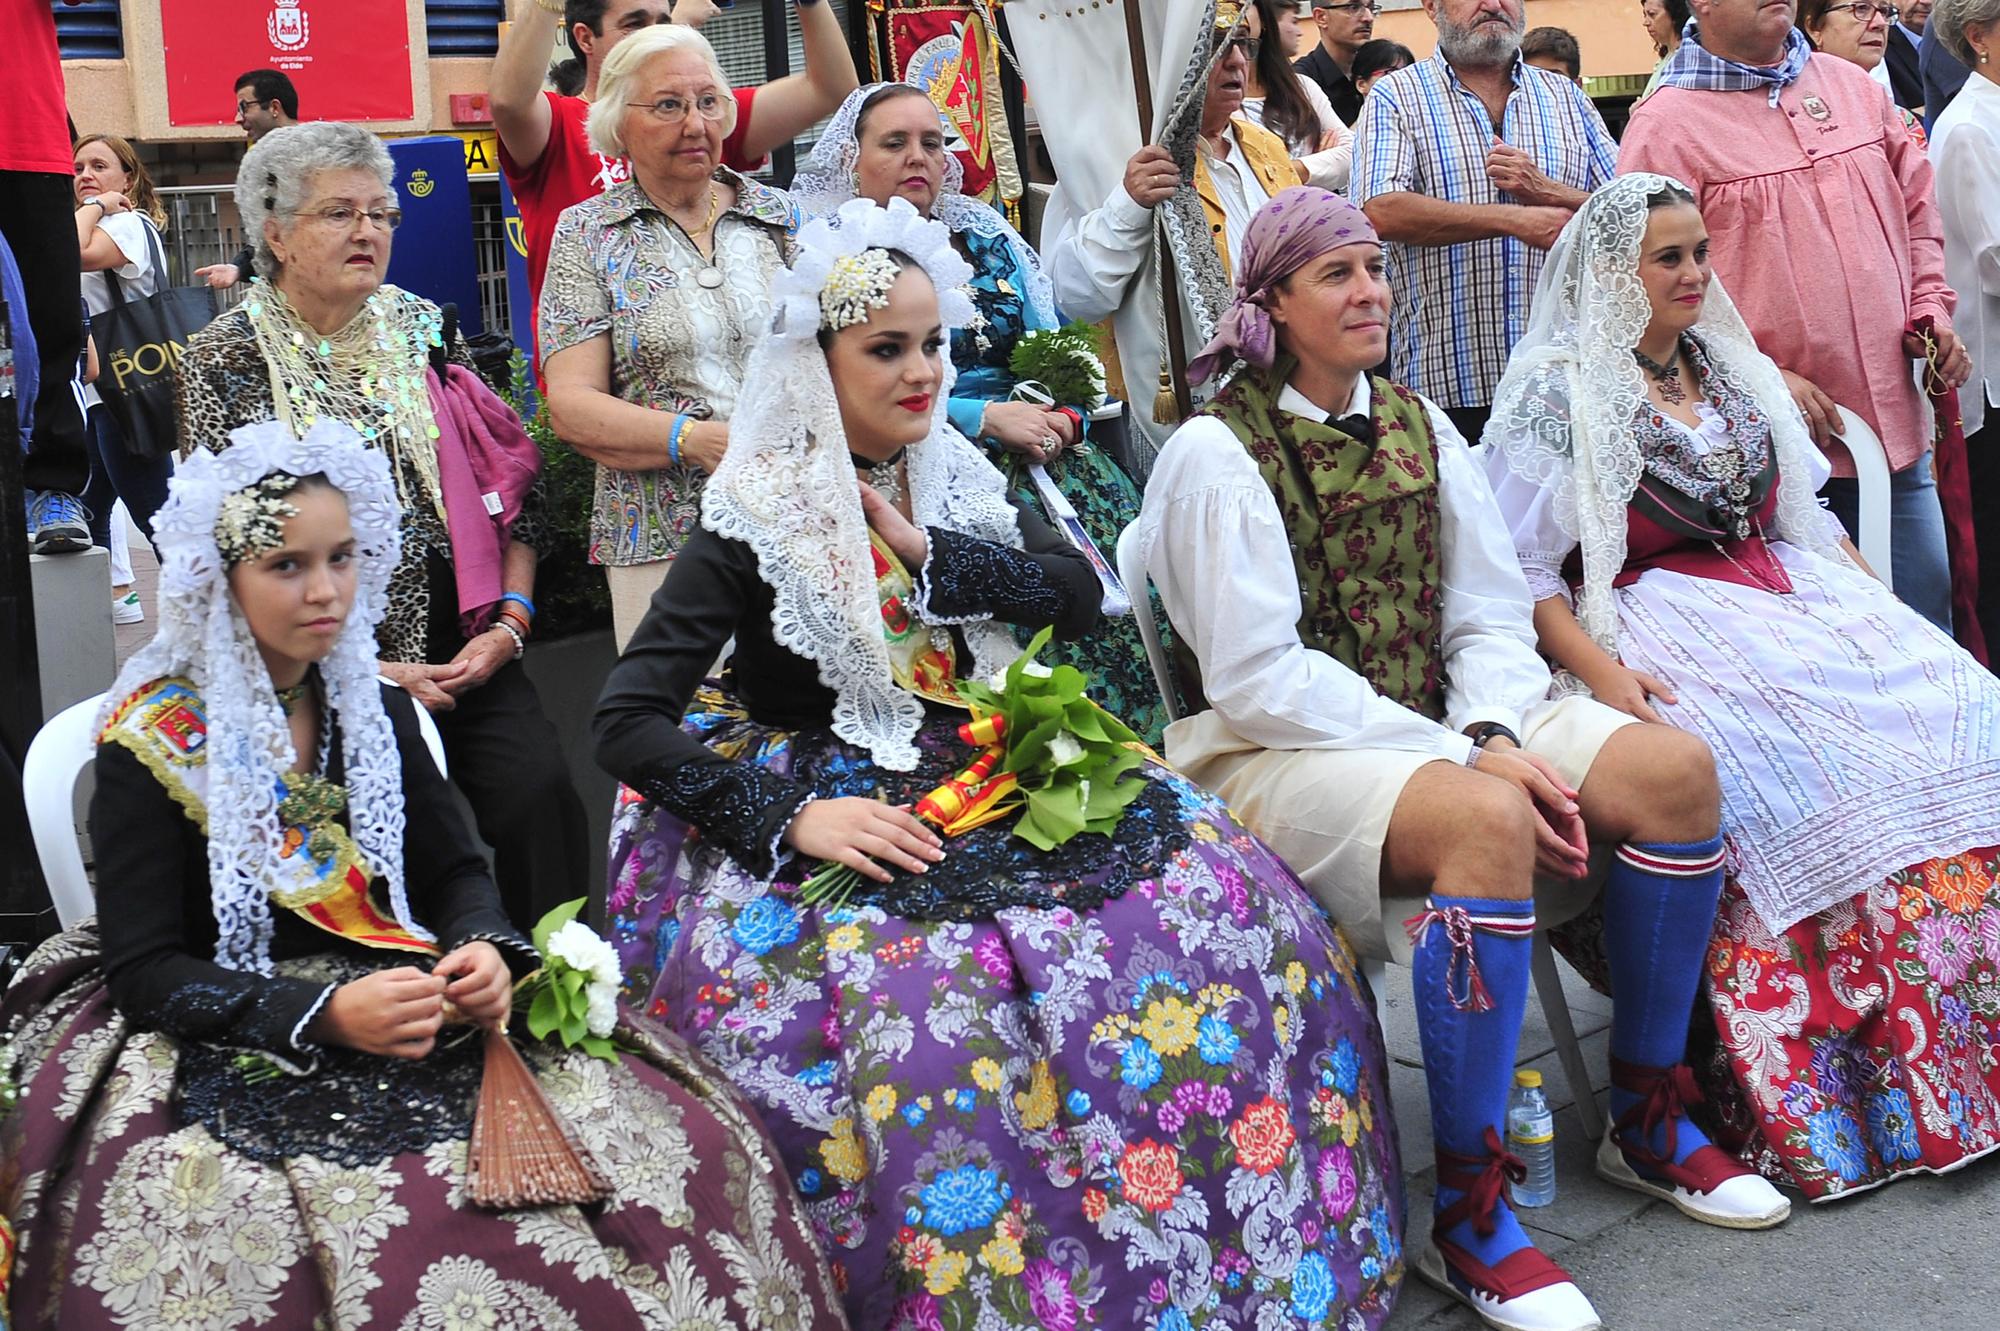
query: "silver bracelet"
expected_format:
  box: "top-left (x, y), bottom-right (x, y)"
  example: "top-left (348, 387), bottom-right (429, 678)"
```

top-left (493, 620), bottom-right (527, 660)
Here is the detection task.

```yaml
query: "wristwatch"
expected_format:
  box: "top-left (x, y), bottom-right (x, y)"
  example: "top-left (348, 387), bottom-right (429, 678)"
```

top-left (81, 196), bottom-right (104, 210)
top-left (1464, 721), bottom-right (1520, 755)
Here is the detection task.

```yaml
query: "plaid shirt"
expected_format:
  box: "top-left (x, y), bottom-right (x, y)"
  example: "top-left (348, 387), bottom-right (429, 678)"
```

top-left (1352, 54), bottom-right (1618, 409)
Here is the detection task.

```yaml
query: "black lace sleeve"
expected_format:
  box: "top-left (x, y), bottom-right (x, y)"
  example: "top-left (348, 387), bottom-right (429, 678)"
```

top-left (91, 742), bottom-right (334, 1067)
top-left (911, 500), bottom-right (1101, 640)
top-left (635, 758), bottom-right (815, 879)
top-left (595, 528), bottom-right (815, 877)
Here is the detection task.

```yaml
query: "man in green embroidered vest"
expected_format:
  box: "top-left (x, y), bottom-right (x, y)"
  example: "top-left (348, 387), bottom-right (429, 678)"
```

top-left (1136, 187), bottom-right (1789, 1331)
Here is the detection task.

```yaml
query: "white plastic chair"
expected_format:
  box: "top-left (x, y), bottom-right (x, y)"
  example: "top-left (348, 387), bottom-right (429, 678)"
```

top-left (1113, 519), bottom-right (1605, 1135)
top-left (1114, 521), bottom-right (1183, 725)
top-left (24, 680), bottom-right (448, 928)
top-left (1831, 404), bottom-right (1894, 589)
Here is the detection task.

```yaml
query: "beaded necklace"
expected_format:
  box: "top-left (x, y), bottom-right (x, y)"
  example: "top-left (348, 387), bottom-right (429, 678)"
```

top-left (244, 280), bottom-right (447, 522)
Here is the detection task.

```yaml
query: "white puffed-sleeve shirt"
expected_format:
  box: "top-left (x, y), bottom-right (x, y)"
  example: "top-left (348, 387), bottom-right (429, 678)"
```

top-left (1136, 373), bottom-right (1554, 766)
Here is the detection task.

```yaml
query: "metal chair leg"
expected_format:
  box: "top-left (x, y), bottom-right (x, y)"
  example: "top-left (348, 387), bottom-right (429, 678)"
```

top-left (1531, 932), bottom-right (1604, 1139)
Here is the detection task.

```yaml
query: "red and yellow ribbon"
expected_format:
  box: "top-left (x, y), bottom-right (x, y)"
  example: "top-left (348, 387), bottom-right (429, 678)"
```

top-left (912, 711), bottom-right (1019, 836)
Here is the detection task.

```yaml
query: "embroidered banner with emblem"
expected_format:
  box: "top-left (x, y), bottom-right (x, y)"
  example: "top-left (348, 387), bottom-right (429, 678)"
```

top-left (869, 1), bottom-right (1024, 210)
top-left (99, 678), bottom-right (439, 958)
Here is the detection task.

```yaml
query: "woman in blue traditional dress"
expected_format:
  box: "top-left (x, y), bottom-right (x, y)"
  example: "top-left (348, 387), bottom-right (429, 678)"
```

top-left (598, 198), bottom-right (1403, 1330)
top-left (792, 83), bottom-right (1178, 743)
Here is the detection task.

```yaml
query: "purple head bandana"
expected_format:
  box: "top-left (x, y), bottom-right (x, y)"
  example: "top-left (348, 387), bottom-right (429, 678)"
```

top-left (1187, 187), bottom-right (1380, 386)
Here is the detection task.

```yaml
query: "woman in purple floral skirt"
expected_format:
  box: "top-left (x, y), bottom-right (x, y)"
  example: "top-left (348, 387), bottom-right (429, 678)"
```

top-left (595, 199), bottom-right (1405, 1330)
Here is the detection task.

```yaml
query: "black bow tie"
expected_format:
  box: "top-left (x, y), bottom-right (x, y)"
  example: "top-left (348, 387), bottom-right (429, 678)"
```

top-left (1327, 412), bottom-right (1378, 443)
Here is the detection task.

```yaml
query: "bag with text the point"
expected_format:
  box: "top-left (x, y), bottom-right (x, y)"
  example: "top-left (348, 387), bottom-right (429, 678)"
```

top-left (93, 221), bottom-right (217, 458)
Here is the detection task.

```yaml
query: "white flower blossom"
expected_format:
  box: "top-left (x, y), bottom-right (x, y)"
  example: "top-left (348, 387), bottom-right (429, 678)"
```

top-left (1048, 732), bottom-right (1085, 767)
top-left (546, 920), bottom-right (620, 985)
top-left (585, 986), bottom-right (618, 1039)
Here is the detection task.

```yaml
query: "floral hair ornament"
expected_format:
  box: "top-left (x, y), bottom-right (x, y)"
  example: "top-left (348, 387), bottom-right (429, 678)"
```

top-left (215, 473), bottom-right (304, 566)
top-left (773, 195), bottom-right (975, 342)
top-left (819, 248), bottom-right (907, 333)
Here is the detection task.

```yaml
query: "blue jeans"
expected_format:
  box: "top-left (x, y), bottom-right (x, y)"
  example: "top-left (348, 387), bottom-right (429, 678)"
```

top-left (80, 404), bottom-right (172, 556)
top-left (1820, 448), bottom-right (1953, 633)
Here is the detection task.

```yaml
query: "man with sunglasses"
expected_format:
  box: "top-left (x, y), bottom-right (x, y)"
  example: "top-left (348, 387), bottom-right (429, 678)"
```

top-left (195, 70), bottom-right (301, 290)
top-left (1295, 0), bottom-right (1379, 125)
top-left (1046, 3), bottom-right (1298, 438)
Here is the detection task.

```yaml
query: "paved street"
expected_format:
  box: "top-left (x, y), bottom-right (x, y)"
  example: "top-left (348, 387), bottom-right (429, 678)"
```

top-left (108, 530), bottom-right (2000, 1331)
top-left (1374, 959), bottom-right (2000, 1331)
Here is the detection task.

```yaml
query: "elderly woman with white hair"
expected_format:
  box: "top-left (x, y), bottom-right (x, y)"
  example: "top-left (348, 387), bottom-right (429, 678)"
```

top-left (176, 121), bottom-right (589, 931)
top-left (538, 23), bottom-right (799, 648)
top-left (1931, 0), bottom-right (2000, 651)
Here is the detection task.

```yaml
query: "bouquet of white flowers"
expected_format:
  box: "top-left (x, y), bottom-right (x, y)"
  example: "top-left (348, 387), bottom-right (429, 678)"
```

top-left (516, 899), bottom-right (623, 1058)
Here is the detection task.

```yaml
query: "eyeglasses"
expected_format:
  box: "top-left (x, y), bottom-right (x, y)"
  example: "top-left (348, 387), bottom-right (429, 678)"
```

top-left (625, 92), bottom-right (730, 126)
top-left (1221, 34), bottom-right (1261, 60)
top-left (1314, 2), bottom-right (1383, 14)
top-left (236, 99), bottom-right (267, 117)
top-left (291, 204), bottom-right (403, 232)
top-left (1825, 2), bottom-right (1899, 21)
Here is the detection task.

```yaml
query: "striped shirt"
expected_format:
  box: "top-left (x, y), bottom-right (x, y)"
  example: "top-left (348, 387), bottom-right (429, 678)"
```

top-left (1352, 54), bottom-right (1617, 410)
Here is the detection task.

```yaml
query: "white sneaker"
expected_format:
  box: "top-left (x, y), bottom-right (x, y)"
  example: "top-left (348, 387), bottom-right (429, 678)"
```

top-left (1595, 1131), bottom-right (1790, 1229)
top-left (1414, 1243), bottom-right (1603, 1331)
top-left (112, 590), bottom-right (144, 625)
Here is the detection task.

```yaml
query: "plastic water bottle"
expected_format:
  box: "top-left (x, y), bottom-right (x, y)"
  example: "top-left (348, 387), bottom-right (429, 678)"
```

top-left (1506, 1070), bottom-right (1558, 1208)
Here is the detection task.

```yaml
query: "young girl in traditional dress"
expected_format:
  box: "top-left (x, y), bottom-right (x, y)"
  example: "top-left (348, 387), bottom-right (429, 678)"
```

top-left (0, 422), bottom-right (845, 1329)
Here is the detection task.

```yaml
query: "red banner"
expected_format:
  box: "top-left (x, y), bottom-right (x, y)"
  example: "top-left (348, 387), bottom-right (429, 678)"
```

top-left (879, 2), bottom-right (1023, 206)
top-left (160, 0), bottom-right (415, 127)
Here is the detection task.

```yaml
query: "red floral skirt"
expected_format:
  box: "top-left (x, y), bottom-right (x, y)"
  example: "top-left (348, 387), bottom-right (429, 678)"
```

top-left (1554, 848), bottom-right (2000, 1200)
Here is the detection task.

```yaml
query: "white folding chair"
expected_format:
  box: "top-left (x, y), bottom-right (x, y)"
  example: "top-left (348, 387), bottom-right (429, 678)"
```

top-left (1114, 521), bottom-right (1182, 725)
top-left (22, 694), bottom-right (105, 926)
top-left (1116, 521), bottom-right (1604, 1134)
top-left (1831, 404), bottom-right (1894, 589)
top-left (23, 679), bottom-right (448, 929)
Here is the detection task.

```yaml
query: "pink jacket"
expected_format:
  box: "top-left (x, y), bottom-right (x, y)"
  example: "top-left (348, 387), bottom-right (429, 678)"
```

top-left (1620, 52), bottom-right (1954, 475)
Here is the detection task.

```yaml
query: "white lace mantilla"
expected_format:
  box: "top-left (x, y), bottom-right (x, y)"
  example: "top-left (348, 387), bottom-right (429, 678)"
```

top-left (792, 83), bottom-right (1059, 329)
top-left (1484, 172), bottom-right (1840, 660)
top-left (703, 199), bottom-right (1023, 770)
top-left (101, 421), bottom-right (433, 974)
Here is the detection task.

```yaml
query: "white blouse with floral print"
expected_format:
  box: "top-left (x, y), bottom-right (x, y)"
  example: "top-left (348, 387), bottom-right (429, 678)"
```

top-left (539, 170), bottom-right (797, 566)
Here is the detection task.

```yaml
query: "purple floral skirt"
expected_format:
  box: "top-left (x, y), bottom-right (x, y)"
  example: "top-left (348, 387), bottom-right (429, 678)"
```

top-left (608, 707), bottom-right (1406, 1330)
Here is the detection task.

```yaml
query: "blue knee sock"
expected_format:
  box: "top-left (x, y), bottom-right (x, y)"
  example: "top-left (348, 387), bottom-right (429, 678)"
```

top-left (1410, 893), bottom-right (1537, 1267)
top-left (1600, 835), bottom-right (1726, 1165)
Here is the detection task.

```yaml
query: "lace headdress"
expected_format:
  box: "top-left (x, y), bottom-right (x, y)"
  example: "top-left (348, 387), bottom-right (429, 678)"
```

top-left (1484, 172), bottom-right (1839, 659)
top-left (101, 420), bottom-right (432, 974)
top-left (703, 197), bottom-right (1023, 771)
top-left (792, 82), bottom-right (1059, 329)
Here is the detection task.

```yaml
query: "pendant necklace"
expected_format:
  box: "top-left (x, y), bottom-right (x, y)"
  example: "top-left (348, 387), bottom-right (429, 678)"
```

top-left (853, 447), bottom-right (907, 506)
top-left (680, 187), bottom-right (725, 289)
top-left (1634, 339), bottom-right (1688, 406)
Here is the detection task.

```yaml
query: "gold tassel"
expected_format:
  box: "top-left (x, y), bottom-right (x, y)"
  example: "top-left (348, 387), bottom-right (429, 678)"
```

top-left (1153, 367), bottom-right (1180, 425)
top-left (466, 1025), bottom-right (612, 1210)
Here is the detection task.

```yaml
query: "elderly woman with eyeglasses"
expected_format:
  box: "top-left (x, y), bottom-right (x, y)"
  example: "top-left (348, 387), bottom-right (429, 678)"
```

top-left (176, 121), bottom-right (589, 931)
top-left (538, 24), bottom-right (798, 649)
top-left (1799, 0), bottom-right (1928, 130)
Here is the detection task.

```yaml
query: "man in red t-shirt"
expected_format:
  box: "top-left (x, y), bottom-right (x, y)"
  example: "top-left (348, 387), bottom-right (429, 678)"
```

top-left (2, 0), bottom-right (91, 550)
top-left (492, 0), bottom-right (857, 354)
